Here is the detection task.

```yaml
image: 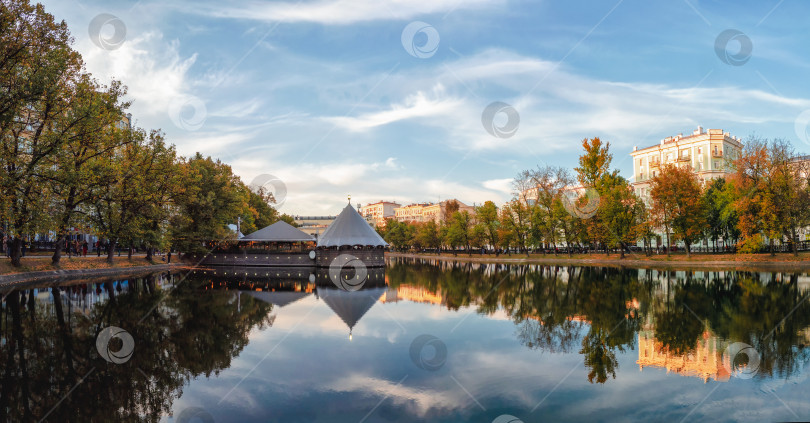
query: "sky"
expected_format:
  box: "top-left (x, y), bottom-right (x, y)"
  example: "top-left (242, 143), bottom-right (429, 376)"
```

top-left (37, 0), bottom-right (810, 215)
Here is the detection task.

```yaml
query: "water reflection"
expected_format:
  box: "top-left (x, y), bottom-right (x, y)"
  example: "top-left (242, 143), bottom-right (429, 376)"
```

top-left (386, 259), bottom-right (810, 385)
top-left (0, 260), bottom-right (808, 421)
top-left (0, 272), bottom-right (274, 422)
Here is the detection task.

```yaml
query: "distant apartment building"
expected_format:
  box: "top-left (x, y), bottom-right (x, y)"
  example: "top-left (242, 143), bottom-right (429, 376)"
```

top-left (359, 201), bottom-right (401, 227)
top-left (630, 126), bottom-right (743, 199)
top-left (394, 203), bottom-right (431, 222)
top-left (393, 199), bottom-right (475, 224)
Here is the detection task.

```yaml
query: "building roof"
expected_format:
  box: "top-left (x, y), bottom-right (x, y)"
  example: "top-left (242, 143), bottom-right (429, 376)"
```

top-left (241, 220), bottom-right (315, 242)
top-left (317, 204), bottom-right (388, 247)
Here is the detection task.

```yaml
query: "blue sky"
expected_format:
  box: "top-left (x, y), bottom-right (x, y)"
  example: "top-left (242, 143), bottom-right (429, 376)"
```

top-left (39, 0), bottom-right (810, 215)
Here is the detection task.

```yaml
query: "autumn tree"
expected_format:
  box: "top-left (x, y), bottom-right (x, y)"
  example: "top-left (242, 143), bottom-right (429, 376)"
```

top-left (45, 76), bottom-right (131, 264)
top-left (649, 164), bottom-right (705, 257)
top-left (0, 0), bottom-right (82, 266)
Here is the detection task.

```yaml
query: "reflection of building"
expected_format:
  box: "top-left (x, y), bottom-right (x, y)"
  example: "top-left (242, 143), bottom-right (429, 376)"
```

top-left (317, 286), bottom-right (387, 339)
top-left (637, 329), bottom-right (731, 383)
top-left (380, 285), bottom-right (444, 305)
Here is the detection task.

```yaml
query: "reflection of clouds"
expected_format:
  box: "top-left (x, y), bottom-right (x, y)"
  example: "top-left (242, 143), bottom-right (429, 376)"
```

top-left (328, 374), bottom-right (463, 416)
top-left (172, 291), bottom-right (810, 422)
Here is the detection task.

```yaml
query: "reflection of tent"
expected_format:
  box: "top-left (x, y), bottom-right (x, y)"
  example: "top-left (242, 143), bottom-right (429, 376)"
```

top-left (317, 204), bottom-right (387, 247)
top-left (244, 291), bottom-right (311, 308)
top-left (242, 221), bottom-right (315, 242)
top-left (317, 286), bottom-right (387, 336)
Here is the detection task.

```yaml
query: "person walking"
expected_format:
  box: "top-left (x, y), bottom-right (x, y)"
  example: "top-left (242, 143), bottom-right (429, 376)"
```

top-left (82, 241), bottom-right (88, 257)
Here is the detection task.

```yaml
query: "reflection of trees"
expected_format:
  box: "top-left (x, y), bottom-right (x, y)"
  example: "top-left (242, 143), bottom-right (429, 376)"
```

top-left (387, 258), bottom-right (810, 384)
top-left (0, 273), bottom-right (274, 422)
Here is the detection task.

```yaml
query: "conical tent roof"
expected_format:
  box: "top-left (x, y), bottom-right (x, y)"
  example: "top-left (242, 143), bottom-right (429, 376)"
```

top-left (318, 286), bottom-right (386, 330)
top-left (242, 220), bottom-right (315, 242)
top-left (317, 204), bottom-right (388, 247)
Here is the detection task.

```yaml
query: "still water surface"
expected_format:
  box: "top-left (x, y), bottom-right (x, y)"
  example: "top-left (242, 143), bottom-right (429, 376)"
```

top-left (1, 257), bottom-right (810, 422)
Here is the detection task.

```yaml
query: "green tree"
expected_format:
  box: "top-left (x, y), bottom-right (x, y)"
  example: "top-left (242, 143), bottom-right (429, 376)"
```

top-left (475, 201), bottom-right (500, 252)
top-left (169, 153), bottom-right (247, 255)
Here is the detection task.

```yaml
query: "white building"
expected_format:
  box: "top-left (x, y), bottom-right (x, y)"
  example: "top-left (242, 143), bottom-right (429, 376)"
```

top-left (630, 126), bottom-right (743, 200)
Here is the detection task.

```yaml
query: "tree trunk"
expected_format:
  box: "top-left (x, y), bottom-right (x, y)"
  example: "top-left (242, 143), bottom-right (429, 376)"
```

top-left (665, 228), bottom-right (671, 258)
top-left (127, 245), bottom-right (133, 260)
top-left (146, 247), bottom-right (153, 261)
top-left (685, 242), bottom-right (691, 258)
top-left (9, 238), bottom-right (22, 267)
top-left (769, 238), bottom-right (775, 256)
top-left (792, 230), bottom-right (799, 257)
top-left (107, 239), bottom-right (117, 264)
top-left (52, 232), bottom-right (65, 265)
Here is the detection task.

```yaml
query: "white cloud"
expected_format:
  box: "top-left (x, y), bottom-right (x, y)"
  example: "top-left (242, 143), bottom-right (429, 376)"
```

top-left (78, 31), bottom-right (197, 120)
top-left (324, 86), bottom-right (463, 131)
top-left (483, 178), bottom-right (514, 195)
top-left (192, 0), bottom-right (505, 25)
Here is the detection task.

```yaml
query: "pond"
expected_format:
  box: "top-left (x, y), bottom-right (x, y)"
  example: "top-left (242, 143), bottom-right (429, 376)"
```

top-left (1, 257), bottom-right (809, 422)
